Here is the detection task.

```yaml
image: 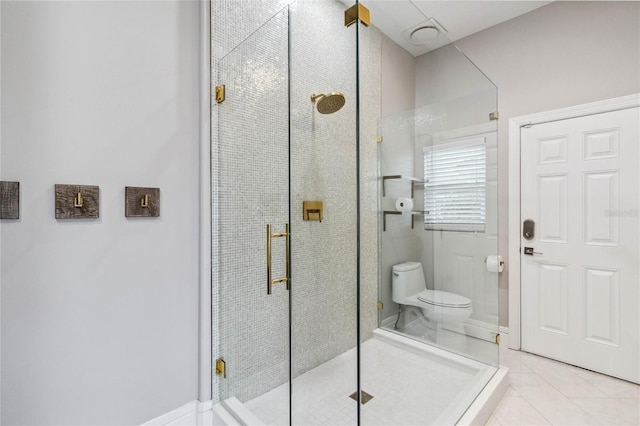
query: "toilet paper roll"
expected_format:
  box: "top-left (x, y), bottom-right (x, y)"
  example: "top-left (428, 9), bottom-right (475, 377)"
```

top-left (395, 197), bottom-right (413, 213)
top-left (486, 255), bottom-right (504, 273)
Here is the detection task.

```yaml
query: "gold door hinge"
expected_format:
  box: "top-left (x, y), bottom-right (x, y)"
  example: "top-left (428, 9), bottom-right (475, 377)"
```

top-left (345, 3), bottom-right (370, 27)
top-left (376, 136), bottom-right (383, 143)
top-left (215, 358), bottom-right (226, 378)
top-left (215, 85), bottom-right (226, 104)
top-left (491, 333), bottom-right (501, 344)
top-left (377, 301), bottom-right (383, 309)
top-left (489, 111), bottom-right (499, 121)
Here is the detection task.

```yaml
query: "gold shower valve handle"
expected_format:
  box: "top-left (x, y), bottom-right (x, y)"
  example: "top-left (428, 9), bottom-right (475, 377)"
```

top-left (266, 224), bottom-right (290, 295)
top-left (140, 194), bottom-right (150, 208)
top-left (308, 209), bottom-right (322, 222)
top-left (303, 201), bottom-right (323, 222)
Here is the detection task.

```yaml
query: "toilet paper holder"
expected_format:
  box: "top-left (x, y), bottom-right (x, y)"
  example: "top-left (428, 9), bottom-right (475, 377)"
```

top-left (483, 256), bottom-right (504, 266)
top-left (484, 255), bottom-right (505, 273)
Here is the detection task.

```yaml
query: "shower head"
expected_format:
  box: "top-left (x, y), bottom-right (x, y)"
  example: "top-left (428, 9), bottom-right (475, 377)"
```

top-left (311, 93), bottom-right (345, 114)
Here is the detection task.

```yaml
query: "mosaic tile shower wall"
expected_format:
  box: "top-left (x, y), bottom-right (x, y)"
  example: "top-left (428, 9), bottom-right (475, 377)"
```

top-left (212, 0), bottom-right (381, 403)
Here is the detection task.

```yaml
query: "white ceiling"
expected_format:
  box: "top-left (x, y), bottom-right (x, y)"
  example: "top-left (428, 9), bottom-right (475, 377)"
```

top-left (365, 1), bottom-right (553, 56)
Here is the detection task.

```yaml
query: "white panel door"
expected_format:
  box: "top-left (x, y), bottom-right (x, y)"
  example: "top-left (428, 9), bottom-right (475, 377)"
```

top-left (521, 107), bottom-right (639, 383)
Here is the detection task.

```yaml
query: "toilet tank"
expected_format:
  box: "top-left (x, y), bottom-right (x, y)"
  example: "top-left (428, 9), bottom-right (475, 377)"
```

top-left (392, 262), bottom-right (427, 304)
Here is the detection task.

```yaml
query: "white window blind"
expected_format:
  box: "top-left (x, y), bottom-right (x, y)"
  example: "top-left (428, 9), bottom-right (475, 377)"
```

top-left (423, 137), bottom-right (486, 232)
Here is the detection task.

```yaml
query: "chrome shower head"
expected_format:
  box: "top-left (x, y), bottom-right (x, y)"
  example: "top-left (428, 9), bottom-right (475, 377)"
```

top-left (311, 92), bottom-right (345, 114)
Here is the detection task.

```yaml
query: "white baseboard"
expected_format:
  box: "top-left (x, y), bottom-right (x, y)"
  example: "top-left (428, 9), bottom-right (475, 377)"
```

top-left (498, 326), bottom-right (509, 348)
top-left (382, 312), bottom-right (502, 344)
top-left (461, 319), bottom-right (500, 343)
top-left (142, 400), bottom-right (214, 426)
top-left (141, 398), bottom-right (266, 426)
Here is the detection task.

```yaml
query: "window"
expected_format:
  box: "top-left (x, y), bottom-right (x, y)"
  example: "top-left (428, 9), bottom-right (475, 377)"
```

top-left (423, 137), bottom-right (486, 232)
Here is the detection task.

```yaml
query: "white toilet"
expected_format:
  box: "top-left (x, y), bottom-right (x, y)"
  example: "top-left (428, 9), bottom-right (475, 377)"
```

top-left (392, 262), bottom-right (472, 326)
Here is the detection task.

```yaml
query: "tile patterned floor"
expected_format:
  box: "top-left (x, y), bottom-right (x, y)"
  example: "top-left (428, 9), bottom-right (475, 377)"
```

top-left (487, 345), bottom-right (640, 425)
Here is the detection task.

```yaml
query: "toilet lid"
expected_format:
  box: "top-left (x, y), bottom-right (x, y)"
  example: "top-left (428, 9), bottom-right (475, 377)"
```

top-left (417, 290), bottom-right (471, 308)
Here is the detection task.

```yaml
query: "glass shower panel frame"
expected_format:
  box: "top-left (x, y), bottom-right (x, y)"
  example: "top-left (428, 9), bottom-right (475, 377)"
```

top-left (369, 1), bottom-right (499, 424)
top-left (374, 5), bottom-right (499, 365)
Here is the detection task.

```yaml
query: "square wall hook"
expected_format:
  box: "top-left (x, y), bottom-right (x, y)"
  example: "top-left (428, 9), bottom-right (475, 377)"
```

top-left (125, 187), bottom-right (160, 217)
top-left (0, 181), bottom-right (20, 219)
top-left (55, 184), bottom-right (99, 219)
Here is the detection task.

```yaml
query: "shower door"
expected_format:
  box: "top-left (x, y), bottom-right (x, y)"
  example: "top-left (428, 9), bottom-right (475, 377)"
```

top-left (213, 7), bottom-right (292, 415)
top-left (213, 1), bottom-right (361, 424)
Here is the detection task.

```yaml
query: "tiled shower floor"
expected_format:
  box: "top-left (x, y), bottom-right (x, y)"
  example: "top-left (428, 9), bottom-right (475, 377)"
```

top-left (245, 332), bottom-right (495, 425)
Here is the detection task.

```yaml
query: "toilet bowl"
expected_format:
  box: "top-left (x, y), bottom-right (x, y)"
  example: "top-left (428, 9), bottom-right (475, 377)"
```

top-left (392, 262), bottom-right (472, 326)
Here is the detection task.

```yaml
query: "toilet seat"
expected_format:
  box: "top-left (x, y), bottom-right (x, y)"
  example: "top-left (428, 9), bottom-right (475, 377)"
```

top-left (417, 290), bottom-right (471, 308)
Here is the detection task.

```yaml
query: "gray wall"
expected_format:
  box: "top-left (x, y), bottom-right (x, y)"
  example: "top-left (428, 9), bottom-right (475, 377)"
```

top-left (453, 0), bottom-right (640, 326)
top-left (1, 1), bottom-right (201, 424)
top-left (381, 34), bottom-right (416, 117)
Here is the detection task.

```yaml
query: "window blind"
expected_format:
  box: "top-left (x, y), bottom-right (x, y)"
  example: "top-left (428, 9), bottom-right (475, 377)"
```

top-left (423, 137), bottom-right (486, 232)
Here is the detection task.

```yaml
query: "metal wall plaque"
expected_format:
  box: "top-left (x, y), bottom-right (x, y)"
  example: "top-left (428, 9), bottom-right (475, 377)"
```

top-left (125, 186), bottom-right (160, 217)
top-left (0, 181), bottom-right (20, 219)
top-left (55, 184), bottom-right (99, 219)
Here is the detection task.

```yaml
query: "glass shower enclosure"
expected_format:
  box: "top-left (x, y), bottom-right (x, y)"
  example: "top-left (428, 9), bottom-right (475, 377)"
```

top-left (211, 0), bottom-right (499, 424)
top-left (212, 0), bottom-right (362, 423)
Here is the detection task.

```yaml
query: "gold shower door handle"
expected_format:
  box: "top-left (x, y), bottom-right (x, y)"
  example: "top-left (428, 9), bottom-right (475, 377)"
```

top-left (266, 224), bottom-right (290, 295)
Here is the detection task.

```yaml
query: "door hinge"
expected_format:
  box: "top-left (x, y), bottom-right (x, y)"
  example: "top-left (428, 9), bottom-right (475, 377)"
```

top-left (377, 301), bottom-right (383, 309)
top-left (491, 333), bottom-right (500, 344)
top-left (345, 3), bottom-right (371, 27)
top-left (215, 357), bottom-right (226, 378)
top-left (376, 135), bottom-right (383, 143)
top-left (215, 85), bottom-right (226, 104)
top-left (489, 111), bottom-right (499, 121)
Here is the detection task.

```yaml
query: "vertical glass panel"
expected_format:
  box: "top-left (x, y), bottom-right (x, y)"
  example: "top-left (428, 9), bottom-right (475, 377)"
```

top-left (288, 0), bottom-right (359, 424)
top-left (364, 1), bottom-right (499, 424)
top-left (213, 7), bottom-right (291, 421)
